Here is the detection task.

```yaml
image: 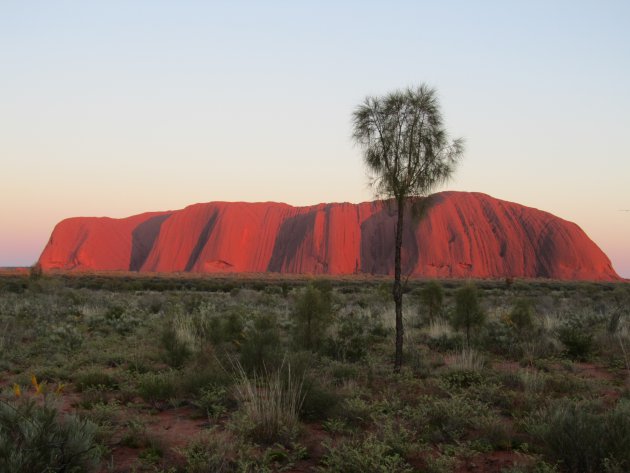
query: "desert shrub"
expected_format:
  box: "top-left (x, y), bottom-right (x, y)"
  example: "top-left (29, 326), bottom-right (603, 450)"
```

top-left (318, 435), bottom-right (413, 473)
top-left (181, 293), bottom-right (204, 313)
top-left (476, 415), bottom-right (515, 450)
top-left (419, 281), bottom-right (444, 324)
top-left (518, 368), bottom-right (548, 394)
top-left (425, 319), bottom-right (464, 352)
top-left (292, 283), bottom-right (333, 351)
top-left (606, 286), bottom-right (630, 335)
top-left (481, 318), bottom-right (518, 355)
top-left (510, 298), bottom-right (536, 334)
top-left (232, 361), bottom-right (305, 445)
top-left (239, 314), bottom-right (283, 373)
top-left (299, 377), bottom-right (342, 421)
top-left (193, 384), bottom-right (231, 420)
top-left (501, 463), bottom-right (560, 473)
top-left (138, 293), bottom-right (164, 314)
top-left (373, 418), bottom-right (415, 457)
top-left (78, 386), bottom-right (111, 410)
top-left (529, 399), bottom-right (630, 473)
top-left (137, 371), bottom-right (178, 408)
top-left (338, 396), bottom-right (374, 427)
top-left (49, 322), bottom-right (83, 352)
top-left (544, 371), bottom-right (590, 396)
top-left (558, 324), bottom-right (593, 361)
top-left (178, 356), bottom-right (232, 396)
top-left (81, 404), bottom-right (119, 447)
top-left (119, 417), bottom-right (150, 449)
top-left (160, 323), bottom-right (192, 368)
top-left (324, 311), bottom-right (384, 362)
top-left (452, 282), bottom-right (486, 345)
top-left (440, 369), bottom-right (484, 390)
top-left (328, 361), bottom-right (359, 383)
top-left (406, 394), bottom-right (490, 443)
top-left (208, 308), bottom-right (245, 347)
top-left (178, 429), bottom-right (239, 472)
top-left (104, 305), bottom-right (142, 334)
top-left (0, 398), bottom-right (100, 472)
top-left (75, 370), bottom-right (118, 392)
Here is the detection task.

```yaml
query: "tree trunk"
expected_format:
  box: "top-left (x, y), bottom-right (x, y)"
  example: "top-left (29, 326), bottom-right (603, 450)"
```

top-left (393, 198), bottom-right (405, 372)
top-left (466, 323), bottom-right (470, 347)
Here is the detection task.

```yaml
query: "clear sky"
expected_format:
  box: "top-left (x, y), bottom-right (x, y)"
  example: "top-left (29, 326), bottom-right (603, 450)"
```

top-left (1, 1), bottom-right (629, 277)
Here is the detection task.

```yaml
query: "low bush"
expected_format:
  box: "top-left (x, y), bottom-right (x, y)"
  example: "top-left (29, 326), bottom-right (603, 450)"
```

top-left (529, 399), bottom-right (630, 473)
top-left (0, 398), bottom-right (100, 472)
top-left (300, 377), bottom-right (342, 421)
top-left (160, 323), bottom-right (193, 368)
top-left (178, 357), bottom-right (231, 397)
top-left (324, 311), bottom-right (384, 362)
top-left (193, 384), bottom-right (231, 421)
top-left (318, 435), bottom-right (413, 473)
top-left (137, 371), bottom-right (178, 408)
top-left (239, 314), bottom-right (283, 373)
top-left (178, 429), bottom-right (238, 473)
top-left (509, 298), bottom-right (535, 334)
top-left (75, 370), bottom-right (118, 392)
top-left (480, 321), bottom-right (520, 358)
top-left (406, 394), bottom-right (490, 443)
top-left (208, 308), bottom-right (245, 346)
top-left (558, 325), bottom-right (593, 361)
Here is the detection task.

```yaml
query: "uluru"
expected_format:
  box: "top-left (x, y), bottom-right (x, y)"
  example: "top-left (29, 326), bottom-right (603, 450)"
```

top-left (38, 191), bottom-right (619, 281)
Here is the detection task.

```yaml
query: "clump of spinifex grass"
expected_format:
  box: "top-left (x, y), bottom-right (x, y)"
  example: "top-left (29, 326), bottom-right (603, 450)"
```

top-left (449, 346), bottom-right (485, 372)
top-left (232, 360), bottom-right (305, 445)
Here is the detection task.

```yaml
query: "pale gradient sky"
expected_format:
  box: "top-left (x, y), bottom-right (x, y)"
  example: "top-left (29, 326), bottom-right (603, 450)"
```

top-left (1, 1), bottom-right (629, 277)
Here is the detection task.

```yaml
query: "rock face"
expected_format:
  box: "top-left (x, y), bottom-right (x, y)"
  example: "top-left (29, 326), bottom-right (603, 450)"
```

top-left (38, 192), bottom-right (619, 280)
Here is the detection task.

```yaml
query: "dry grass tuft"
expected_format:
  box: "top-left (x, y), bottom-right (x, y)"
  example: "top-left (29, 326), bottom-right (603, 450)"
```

top-left (449, 347), bottom-right (485, 372)
top-left (232, 360), bottom-right (305, 444)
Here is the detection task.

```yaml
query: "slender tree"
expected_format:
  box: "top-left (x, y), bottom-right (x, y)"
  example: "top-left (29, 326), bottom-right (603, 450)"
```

top-left (420, 280), bottom-right (444, 324)
top-left (352, 85), bottom-right (464, 372)
top-left (453, 282), bottom-right (485, 346)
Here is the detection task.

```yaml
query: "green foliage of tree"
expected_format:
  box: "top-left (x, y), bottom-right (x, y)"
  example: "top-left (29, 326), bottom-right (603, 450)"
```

top-left (452, 282), bottom-right (485, 346)
top-left (292, 282), bottom-right (333, 351)
top-left (352, 84), bottom-right (463, 371)
top-left (509, 298), bottom-right (535, 334)
top-left (420, 281), bottom-right (444, 323)
top-left (240, 314), bottom-right (282, 373)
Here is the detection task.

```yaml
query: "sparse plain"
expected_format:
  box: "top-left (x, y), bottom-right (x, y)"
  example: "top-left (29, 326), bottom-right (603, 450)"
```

top-left (1, 271), bottom-right (628, 472)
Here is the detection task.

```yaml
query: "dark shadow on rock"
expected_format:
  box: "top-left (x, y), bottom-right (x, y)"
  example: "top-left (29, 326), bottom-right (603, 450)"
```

top-left (130, 214), bottom-right (172, 271)
top-left (267, 212), bottom-right (317, 272)
top-left (185, 210), bottom-right (219, 272)
top-left (359, 197), bottom-right (438, 275)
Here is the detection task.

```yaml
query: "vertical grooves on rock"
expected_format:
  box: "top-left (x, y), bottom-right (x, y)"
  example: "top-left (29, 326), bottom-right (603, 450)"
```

top-left (185, 211), bottom-right (219, 272)
top-left (37, 192), bottom-right (620, 281)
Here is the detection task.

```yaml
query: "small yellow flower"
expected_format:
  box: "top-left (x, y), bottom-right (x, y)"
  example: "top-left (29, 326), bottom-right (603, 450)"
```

top-left (31, 374), bottom-right (43, 395)
top-left (12, 384), bottom-right (21, 398)
top-left (56, 383), bottom-right (65, 394)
